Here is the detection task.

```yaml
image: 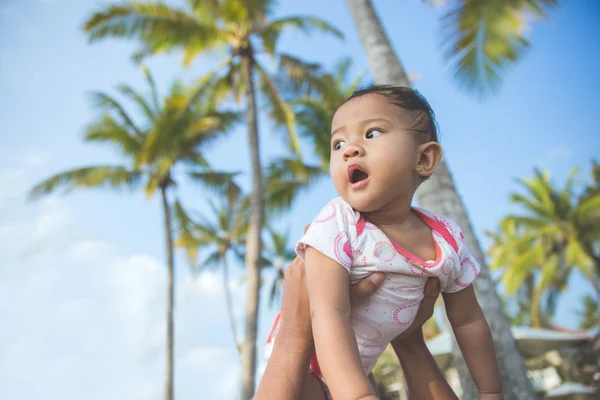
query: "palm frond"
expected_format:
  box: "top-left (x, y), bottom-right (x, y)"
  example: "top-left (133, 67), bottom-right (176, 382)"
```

top-left (173, 200), bottom-right (200, 268)
top-left (116, 83), bottom-right (157, 122)
top-left (265, 157), bottom-right (324, 212)
top-left (255, 62), bottom-right (302, 157)
top-left (142, 64), bottom-right (160, 112)
top-left (188, 170), bottom-right (242, 198)
top-left (84, 3), bottom-right (223, 61)
top-left (261, 15), bottom-right (343, 55)
top-left (276, 53), bottom-right (331, 96)
top-left (30, 166), bottom-right (140, 200)
top-left (84, 115), bottom-right (143, 157)
top-left (88, 91), bottom-right (142, 135)
top-left (440, 0), bottom-right (557, 96)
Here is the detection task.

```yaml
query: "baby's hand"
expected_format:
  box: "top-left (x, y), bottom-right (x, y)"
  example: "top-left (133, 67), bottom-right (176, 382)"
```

top-left (479, 393), bottom-right (503, 400)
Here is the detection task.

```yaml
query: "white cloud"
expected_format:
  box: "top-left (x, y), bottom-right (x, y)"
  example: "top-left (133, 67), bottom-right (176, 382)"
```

top-left (0, 154), bottom-right (241, 400)
top-left (183, 346), bottom-right (240, 399)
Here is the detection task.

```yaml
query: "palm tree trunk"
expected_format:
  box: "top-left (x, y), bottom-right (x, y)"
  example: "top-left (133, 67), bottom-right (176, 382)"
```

top-left (160, 185), bottom-right (175, 400)
top-left (221, 252), bottom-right (240, 356)
top-left (345, 1), bottom-right (537, 399)
top-left (240, 52), bottom-right (265, 400)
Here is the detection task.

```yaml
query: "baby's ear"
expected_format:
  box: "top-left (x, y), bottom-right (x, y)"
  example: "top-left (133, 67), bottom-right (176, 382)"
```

top-left (416, 141), bottom-right (442, 179)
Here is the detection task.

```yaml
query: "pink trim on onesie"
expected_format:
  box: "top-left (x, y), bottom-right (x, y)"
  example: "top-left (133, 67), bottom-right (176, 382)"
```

top-left (387, 208), bottom-right (458, 268)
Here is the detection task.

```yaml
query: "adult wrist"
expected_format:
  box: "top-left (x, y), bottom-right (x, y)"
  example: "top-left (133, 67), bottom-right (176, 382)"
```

top-left (391, 332), bottom-right (427, 357)
top-left (274, 331), bottom-right (314, 357)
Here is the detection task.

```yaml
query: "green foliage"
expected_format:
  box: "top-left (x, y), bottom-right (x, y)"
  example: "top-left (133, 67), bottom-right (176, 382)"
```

top-left (83, 0), bottom-right (342, 157)
top-left (264, 58), bottom-right (366, 213)
top-left (488, 161), bottom-right (600, 327)
top-left (430, 0), bottom-right (558, 96)
top-left (578, 295), bottom-right (600, 330)
top-left (262, 226), bottom-right (297, 307)
top-left (30, 68), bottom-right (238, 202)
top-left (173, 187), bottom-right (248, 275)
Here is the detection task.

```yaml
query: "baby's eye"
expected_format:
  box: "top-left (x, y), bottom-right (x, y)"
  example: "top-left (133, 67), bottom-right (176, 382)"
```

top-left (366, 129), bottom-right (383, 139)
top-left (333, 140), bottom-right (346, 151)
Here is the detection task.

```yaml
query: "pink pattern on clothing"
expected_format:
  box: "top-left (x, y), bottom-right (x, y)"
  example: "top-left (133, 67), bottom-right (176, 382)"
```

top-left (391, 302), bottom-right (419, 325)
top-left (352, 249), bottom-right (367, 266)
top-left (407, 259), bottom-right (426, 276)
top-left (441, 257), bottom-right (455, 275)
top-left (350, 316), bottom-right (382, 340)
top-left (361, 345), bottom-right (385, 359)
top-left (373, 241), bottom-right (396, 262)
top-left (333, 231), bottom-right (352, 270)
top-left (286, 197), bottom-right (481, 377)
top-left (364, 221), bottom-right (378, 230)
top-left (315, 203), bottom-right (337, 223)
top-left (455, 256), bottom-right (479, 288)
top-left (344, 208), bottom-right (357, 226)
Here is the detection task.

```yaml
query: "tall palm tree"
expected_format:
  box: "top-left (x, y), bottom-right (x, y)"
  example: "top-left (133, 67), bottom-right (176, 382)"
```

top-left (83, 3), bottom-right (342, 395)
top-left (344, 1), bottom-right (559, 398)
top-left (489, 167), bottom-right (600, 327)
top-left (29, 70), bottom-right (238, 400)
top-left (173, 184), bottom-right (250, 355)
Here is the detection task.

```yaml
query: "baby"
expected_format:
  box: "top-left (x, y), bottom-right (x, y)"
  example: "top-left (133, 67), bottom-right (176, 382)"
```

top-left (267, 85), bottom-right (501, 400)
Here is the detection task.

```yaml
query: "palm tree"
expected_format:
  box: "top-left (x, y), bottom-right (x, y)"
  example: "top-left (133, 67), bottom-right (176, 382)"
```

top-left (343, 1), bottom-right (558, 398)
top-left (173, 184), bottom-right (250, 355)
top-left (265, 57), bottom-right (365, 211)
top-left (29, 70), bottom-right (238, 400)
top-left (489, 167), bottom-right (600, 327)
top-left (83, 3), bottom-right (342, 395)
top-left (262, 227), bottom-right (297, 308)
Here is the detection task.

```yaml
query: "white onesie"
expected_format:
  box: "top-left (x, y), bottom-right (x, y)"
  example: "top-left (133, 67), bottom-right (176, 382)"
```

top-left (292, 197), bottom-right (481, 375)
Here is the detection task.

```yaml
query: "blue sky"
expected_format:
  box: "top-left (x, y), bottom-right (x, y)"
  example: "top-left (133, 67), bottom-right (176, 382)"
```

top-left (1, 0), bottom-right (599, 399)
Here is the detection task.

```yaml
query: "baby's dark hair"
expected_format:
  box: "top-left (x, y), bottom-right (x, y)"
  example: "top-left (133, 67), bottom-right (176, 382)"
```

top-left (344, 85), bottom-right (439, 144)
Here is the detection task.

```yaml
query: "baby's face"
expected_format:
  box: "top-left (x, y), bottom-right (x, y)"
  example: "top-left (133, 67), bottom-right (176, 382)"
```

top-left (329, 93), bottom-right (422, 212)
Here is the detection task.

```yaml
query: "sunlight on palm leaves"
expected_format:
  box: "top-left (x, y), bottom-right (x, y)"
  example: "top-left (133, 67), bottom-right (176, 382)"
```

top-left (84, 0), bottom-right (342, 157)
top-left (429, 0), bottom-right (558, 96)
top-left (488, 164), bottom-right (600, 327)
top-left (265, 58), bottom-right (367, 212)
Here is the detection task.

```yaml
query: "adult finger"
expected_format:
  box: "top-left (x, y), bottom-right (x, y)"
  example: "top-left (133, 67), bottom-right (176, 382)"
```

top-left (349, 272), bottom-right (385, 307)
top-left (414, 277), bottom-right (440, 323)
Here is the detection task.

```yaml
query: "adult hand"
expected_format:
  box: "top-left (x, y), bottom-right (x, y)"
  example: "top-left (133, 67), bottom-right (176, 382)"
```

top-left (391, 277), bottom-right (440, 345)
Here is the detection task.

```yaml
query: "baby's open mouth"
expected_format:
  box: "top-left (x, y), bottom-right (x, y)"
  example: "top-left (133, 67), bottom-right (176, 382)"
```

top-left (348, 165), bottom-right (369, 184)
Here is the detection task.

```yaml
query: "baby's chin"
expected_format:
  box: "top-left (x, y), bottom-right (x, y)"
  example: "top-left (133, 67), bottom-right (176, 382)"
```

top-left (341, 193), bottom-right (381, 213)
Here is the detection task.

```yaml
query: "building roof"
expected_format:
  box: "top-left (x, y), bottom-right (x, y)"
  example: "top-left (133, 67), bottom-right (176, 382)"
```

top-left (426, 327), bottom-right (592, 361)
top-left (545, 382), bottom-right (597, 397)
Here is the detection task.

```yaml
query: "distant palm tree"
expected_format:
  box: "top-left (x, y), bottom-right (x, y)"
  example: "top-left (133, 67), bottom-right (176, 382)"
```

top-left (173, 184), bottom-right (249, 355)
top-left (489, 166), bottom-right (600, 327)
top-left (84, 3), bottom-right (342, 395)
top-left (343, 1), bottom-right (558, 398)
top-left (29, 69), bottom-right (238, 400)
top-left (262, 227), bottom-right (297, 308)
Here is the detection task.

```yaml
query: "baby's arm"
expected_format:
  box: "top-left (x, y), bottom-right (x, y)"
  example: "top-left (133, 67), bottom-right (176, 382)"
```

top-left (304, 247), bottom-right (377, 400)
top-left (443, 286), bottom-right (502, 399)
